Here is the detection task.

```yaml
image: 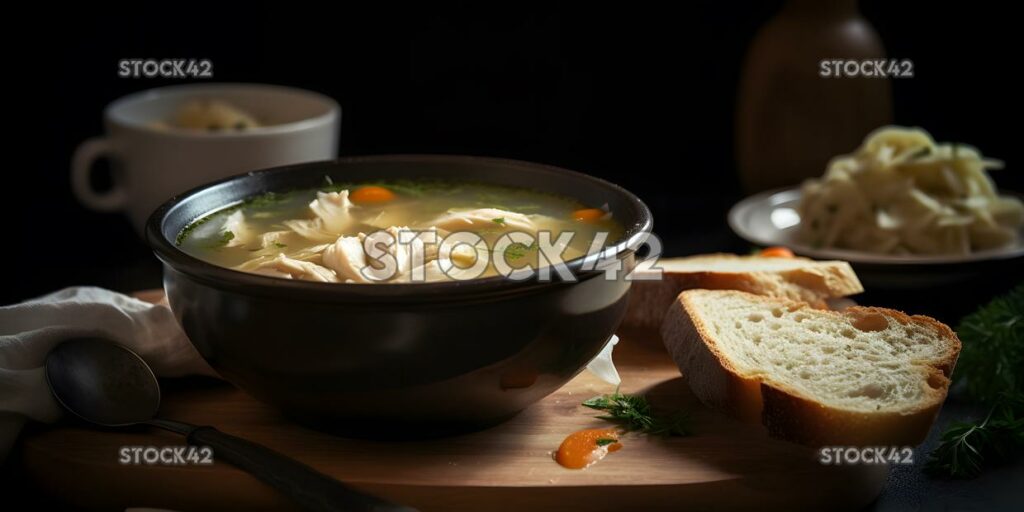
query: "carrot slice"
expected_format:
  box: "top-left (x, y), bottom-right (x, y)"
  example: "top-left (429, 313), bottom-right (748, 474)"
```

top-left (572, 208), bottom-right (605, 222)
top-left (350, 186), bottom-right (396, 204)
top-left (760, 246), bottom-right (795, 258)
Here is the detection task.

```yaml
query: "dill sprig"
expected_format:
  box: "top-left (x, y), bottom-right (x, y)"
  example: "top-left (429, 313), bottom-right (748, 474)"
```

top-left (582, 390), bottom-right (690, 436)
top-left (926, 284), bottom-right (1024, 478)
top-left (926, 391), bottom-right (1024, 478)
top-left (954, 283), bottom-right (1024, 406)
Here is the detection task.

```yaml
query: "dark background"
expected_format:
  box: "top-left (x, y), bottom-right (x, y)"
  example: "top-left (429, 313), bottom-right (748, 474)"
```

top-left (2, 2), bottom-right (1022, 510)
top-left (3, 1), bottom-right (1018, 307)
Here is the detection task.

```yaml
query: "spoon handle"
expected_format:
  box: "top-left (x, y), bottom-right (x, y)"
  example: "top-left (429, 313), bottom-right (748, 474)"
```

top-left (186, 425), bottom-right (417, 512)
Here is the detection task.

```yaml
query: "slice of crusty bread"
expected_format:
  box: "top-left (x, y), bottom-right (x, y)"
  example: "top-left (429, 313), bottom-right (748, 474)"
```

top-left (623, 254), bottom-right (864, 330)
top-left (661, 289), bottom-right (961, 446)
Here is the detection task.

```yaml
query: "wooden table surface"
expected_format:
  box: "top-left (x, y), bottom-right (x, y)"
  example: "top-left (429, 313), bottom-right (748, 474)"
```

top-left (20, 320), bottom-right (887, 511)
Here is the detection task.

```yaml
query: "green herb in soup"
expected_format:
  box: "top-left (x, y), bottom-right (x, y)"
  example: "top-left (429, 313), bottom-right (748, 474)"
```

top-left (178, 180), bottom-right (623, 283)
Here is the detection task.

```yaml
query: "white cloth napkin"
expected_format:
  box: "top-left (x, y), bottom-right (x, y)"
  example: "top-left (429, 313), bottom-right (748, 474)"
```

top-left (0, 287), bottom-right (216, 459)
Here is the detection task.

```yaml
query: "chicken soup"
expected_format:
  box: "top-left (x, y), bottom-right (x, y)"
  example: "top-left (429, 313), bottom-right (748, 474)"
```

top-left (177, 180), bottom-right (624, 283)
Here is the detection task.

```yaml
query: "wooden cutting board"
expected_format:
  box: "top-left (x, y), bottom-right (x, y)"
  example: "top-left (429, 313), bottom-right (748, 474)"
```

top-left (18, 292), bottom-right (888, 511)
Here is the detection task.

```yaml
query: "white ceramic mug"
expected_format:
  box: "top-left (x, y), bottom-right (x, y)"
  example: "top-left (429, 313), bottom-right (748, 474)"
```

top-left (71, 83), bottom-right (340, 233)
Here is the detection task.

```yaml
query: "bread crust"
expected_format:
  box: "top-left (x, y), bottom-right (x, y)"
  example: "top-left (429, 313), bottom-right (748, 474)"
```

top-left (660, 290), bottom-right (961, 447)
top-left (625, 254), bottom-right (864, 330)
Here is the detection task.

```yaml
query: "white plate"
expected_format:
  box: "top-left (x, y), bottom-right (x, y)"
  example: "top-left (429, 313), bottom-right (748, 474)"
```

top-left (728, 187), bottom-right (1024, 265)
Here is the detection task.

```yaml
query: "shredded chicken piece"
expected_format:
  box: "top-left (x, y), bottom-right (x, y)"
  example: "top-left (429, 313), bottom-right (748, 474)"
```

top-left (235, 243), bottom-right (330, 272)
top-left (311, 190), bottom-right (355, 233)
top-left (285, 190), bottom-right (357, 242)
top-left (427, 208), bottom-right (536, 232)
top-left (251, 253), bottom-right (338, 282)
top-left (322, 236), bottom-right (371, 283)
top-left (256, 230), bottom-right (294, 249)
top-left (221, 210), bottom-right (253, 247)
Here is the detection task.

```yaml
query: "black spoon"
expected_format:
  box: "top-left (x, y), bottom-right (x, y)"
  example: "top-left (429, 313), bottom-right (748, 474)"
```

top-left (44, 337), bottom-right (416, 512)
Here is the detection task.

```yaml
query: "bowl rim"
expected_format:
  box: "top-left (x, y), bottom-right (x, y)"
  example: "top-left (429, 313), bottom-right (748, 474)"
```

top-left (146, 154), bottom-right (653, 302)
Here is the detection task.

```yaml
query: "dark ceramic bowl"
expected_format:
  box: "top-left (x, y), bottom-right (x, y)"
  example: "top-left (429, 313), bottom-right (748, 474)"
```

top-left (147, 155), bottom-right (652, 437)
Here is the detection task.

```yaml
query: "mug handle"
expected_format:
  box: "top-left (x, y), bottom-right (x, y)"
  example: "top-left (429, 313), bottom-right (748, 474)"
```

top-left (71, 137), bottom-right (128, 212)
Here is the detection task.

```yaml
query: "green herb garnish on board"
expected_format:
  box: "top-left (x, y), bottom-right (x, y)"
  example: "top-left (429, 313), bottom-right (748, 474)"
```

top-left (595, 438), bottom-right (618, 447)
top-left (583, 390), bottom-right (690, 436)
top-left (926, 391), bottom-right (1024, 478)
top-left (924, 284), bottom-right (1024, 478)
top-left (492, 217), bottom-right (506, 226)
top-left (953, 283), bottom-right (1024, 406)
